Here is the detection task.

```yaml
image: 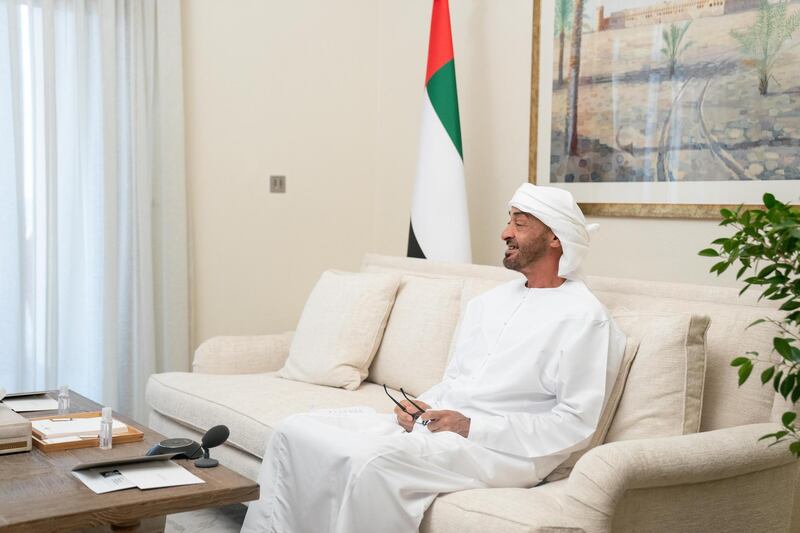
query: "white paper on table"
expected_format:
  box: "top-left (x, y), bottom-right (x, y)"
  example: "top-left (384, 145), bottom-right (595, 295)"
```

top-left (72, 467), bottom-right (137, 494)
top-left (31, 417), bottom-right (128, 438)
top-left (45, 435), bottom-right (85, 444)
top-left (117, 460), bottom-right (205, 490)
top-left (2, 398), bottom-right (59, 412)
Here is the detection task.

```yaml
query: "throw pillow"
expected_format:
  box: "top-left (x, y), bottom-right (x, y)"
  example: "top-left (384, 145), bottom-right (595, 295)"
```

top-left (367, 275), bottom-right (463, 397)
top-left (605, 312), bottom-right (710, 442)
top-left (277, 270), bottom-right (400, 390)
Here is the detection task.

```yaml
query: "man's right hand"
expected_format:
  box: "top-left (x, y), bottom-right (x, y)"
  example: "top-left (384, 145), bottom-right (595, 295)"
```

top-left (394, 399), bottom-right (431, 432)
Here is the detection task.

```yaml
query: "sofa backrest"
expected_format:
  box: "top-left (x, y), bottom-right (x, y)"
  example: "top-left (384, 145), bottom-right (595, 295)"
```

top-left (361, 254), bottom-right (784, 432)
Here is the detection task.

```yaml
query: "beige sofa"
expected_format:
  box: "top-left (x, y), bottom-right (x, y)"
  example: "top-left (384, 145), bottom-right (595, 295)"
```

top-left (146, 254), bottom-right (800, 532)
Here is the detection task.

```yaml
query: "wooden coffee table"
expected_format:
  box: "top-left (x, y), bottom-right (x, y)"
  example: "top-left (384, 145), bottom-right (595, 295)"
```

top-left (0, 390), bottom-right (259, 532)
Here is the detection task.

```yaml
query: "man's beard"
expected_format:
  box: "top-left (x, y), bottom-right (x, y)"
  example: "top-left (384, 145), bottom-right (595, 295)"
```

top-left (502, 236), bottom-right (549, 272)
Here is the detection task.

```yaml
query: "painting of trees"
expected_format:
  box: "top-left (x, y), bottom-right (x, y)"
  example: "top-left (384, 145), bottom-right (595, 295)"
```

top-left (564, 0), bottom-right (583, 157)
top-left (554, 0), bottom-right (573, 88)
top-left (730, 0), bottom-right (800, 95)
top-left (661, 21), bottom-right (692, 78)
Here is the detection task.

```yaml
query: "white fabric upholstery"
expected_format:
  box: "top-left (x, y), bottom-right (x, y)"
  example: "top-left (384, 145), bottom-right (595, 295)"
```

top-left (606, 313), bottom-right (709, 442)
top-left (586, 277), bottom-right (783, 432)
top-left (420, 481), bottom-right (570, 533)
top-left (367, 275), bottom-right (463, 396)
top-left (192, 332), bottom-right (294, 374)
top-left (146, 371), bottom-right (396, 459)
top-left (565, 423), bottom-right (798, 532)
top-left (278, 270), bottom-right (400, 390)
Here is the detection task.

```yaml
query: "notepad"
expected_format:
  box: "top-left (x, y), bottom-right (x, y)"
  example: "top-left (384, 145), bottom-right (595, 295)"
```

top-left (31, 417), bottom-right (128, 439)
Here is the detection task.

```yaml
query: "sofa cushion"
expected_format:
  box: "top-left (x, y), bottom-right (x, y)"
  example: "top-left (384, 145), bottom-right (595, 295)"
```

top-left (146, 372), bottom-right (397, 459)
top-left (367, 275), bottom-right (463, 397)
top-left (420, 480), bottom-right (572, 533)
top-left (588, 277), bottom-right (783, 432)
top-left (278, 270), bottom-right (400, 390)
top-left (545, 335), bottom-right (641, 482)
top-left (606, 312), bottom-right (710, 442)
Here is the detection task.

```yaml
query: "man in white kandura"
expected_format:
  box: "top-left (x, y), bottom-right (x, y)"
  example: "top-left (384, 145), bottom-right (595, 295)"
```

top-left (241, 183), bottom-right (626, 533)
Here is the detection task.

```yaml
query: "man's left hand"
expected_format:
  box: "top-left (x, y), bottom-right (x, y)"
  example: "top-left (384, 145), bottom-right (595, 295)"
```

top-left (419, 410), bottom-right (470, 438)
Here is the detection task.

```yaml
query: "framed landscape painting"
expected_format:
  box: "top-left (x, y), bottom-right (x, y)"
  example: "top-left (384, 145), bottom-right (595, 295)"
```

top-left (529, 0), bottom-right (800, 218)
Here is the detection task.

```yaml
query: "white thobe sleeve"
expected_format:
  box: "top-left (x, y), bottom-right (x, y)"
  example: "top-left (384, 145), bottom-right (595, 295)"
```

top-left (467, 319), bottom-right (621, 459)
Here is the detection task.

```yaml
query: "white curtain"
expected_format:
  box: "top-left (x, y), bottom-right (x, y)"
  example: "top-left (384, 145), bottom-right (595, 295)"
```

top-left (0, 0), bottom-right (189, 420)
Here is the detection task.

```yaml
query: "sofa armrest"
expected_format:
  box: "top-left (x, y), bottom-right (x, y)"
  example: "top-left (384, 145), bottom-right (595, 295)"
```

top-left (562, 423), bottom-right (798, 533)
top-left (192, 331), bottom-right (294, 374)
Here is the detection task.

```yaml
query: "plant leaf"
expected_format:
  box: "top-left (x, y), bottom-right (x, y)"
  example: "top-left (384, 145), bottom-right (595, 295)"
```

top-left (759, 264), bottom-right (778, 277)
top-left (738, 362), bottom-right (754, 386)
top-left (761, 366), bottom-right (776, 384)
top-left (774, 370), bottom-right (784, 392)
top-left (738, 284), bottom-right (752, 296)
top-left (790, 441), bottom-right (800, 457)
top-left (782, 411), bottom-right (797, 427)
top-left (731, 356), bottom-right (750, 367)
top-left (781, 374), bottom-right (796, 399)
top-left (699, 248), bottom-right (720, 257)
top-left (775, 337), bottom-right (794, 359)
top-left (780, 300), bottom-right (800, 311)
top-left (736, 264), bottom-right (751, 280)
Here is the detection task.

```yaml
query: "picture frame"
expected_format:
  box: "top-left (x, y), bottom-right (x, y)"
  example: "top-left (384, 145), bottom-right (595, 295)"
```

top-left (529, 0), bottom-right (800, 218)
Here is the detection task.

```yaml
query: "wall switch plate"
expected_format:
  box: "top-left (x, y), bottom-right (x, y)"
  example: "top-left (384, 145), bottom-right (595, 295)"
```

top-left (270, 175), bottom-right (286, 193)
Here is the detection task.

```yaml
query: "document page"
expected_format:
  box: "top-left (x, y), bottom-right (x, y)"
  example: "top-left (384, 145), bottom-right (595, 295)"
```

top-left (72, 468), bottom-right (137, 494)
top-left (72, 460), bottom-right (204, 494)
top-left (116, 460), bottom-right (205, 490)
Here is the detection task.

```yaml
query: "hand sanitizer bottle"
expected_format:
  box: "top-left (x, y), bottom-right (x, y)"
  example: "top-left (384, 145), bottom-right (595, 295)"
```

top-left (99, 406), bottom-right (113, 450)
top-left (57, 385), bottom-right (70, 414)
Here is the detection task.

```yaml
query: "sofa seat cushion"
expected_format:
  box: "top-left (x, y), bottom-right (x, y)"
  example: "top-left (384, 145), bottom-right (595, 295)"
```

top-left (421, 480), bottom-right (572, 533)
top-left (146, 371), bottom-right (395, 459)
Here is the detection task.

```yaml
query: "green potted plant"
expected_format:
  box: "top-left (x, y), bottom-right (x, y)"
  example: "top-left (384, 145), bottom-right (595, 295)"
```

top-left (700, 193), bottom-right (800, 456)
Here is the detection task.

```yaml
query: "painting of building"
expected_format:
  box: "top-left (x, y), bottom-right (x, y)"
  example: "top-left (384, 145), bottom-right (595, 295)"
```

top-left (596, 0), bottom-right (761, 31)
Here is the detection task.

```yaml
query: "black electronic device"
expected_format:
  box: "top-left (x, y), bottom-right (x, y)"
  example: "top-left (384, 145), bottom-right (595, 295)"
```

top-left (145, 437), bottom-right (203, 460)
top-left (195, 425), bottom-right (230, 468)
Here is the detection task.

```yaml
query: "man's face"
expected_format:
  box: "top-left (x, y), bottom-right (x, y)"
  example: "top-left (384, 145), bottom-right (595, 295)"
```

top-left (500, 208), bottom-right (555, 272)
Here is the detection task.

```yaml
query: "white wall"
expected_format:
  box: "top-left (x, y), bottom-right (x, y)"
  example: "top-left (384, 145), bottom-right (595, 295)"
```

top-left (182, 0), bottom-right (738, 349)
top-left (183, 0), bottom-right (381, 344)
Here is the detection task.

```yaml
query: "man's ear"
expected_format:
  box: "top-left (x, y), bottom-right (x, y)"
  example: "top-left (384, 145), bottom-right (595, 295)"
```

top-left (549, 234), bottom-right (562, 249)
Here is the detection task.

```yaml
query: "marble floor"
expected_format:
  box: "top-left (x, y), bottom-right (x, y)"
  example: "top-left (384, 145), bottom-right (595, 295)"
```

top-left (166, 503), bottom-right (247, 533)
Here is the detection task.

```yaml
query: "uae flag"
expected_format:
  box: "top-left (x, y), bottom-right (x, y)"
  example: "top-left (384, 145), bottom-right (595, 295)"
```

top-left (407, 0), bottom-right (471, 263)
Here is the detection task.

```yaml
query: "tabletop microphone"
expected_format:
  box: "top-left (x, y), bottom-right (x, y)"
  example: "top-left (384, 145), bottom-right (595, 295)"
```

top-left (195, 425), bottom-right (230, 468)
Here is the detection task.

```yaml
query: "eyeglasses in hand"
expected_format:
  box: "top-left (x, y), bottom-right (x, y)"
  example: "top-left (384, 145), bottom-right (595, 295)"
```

top-left (383, 384), bottom-right (429, 426)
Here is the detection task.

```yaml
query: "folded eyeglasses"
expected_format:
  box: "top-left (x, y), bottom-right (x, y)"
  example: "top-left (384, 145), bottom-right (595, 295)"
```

top-left (383, 384), bottom-right (429, 426)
